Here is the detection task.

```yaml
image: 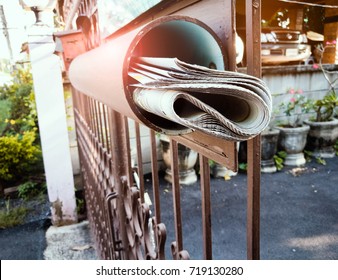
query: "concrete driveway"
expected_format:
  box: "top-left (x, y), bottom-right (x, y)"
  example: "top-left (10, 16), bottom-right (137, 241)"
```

top-left (1, 156), bottom-right (337, 260)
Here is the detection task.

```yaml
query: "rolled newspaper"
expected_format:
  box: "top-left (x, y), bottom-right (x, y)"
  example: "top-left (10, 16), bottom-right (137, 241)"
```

top-left (129, 57), bottom-right (272, 141)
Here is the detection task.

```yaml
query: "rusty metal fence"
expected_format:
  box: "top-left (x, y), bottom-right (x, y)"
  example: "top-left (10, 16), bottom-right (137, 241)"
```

top-left (68, 0), bottom-right (262, 260)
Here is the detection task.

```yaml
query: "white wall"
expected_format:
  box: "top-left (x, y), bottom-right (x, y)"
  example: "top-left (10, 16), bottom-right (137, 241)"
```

top-left (262, 64), bottom-right (338, 125)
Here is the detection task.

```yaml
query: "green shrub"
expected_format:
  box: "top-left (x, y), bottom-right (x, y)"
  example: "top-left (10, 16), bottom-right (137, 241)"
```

top-left (239, 162), bottom-right (248, 171)
top-left (273, 151), bottom-right (286, 171)
top-left (311, 90), bottom-right (338, 122)
top-left (0, 68), bottom-right (43, 189)
top-left (18, 181), bottom-right (46, 200)
top-left (0, 131), bottom-right (42, 182)
top-left (0, 99), bottom-right (11, 134)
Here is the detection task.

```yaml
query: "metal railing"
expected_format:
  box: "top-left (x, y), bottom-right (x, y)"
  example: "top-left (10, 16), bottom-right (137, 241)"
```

top-left (68, 0), bottom-right (262, 260)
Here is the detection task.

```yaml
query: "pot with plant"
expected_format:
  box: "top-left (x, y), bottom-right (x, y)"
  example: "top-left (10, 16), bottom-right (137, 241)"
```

top-left (261, 127), bottom-right (280, 173)
top-left (259, 108), bottom-right (280, 173)
top-left (304, 41), bottom-right (338, 158)
top-left (276, 88), bottom-right (311, 166)
top-left (304, 90), bottom-right (338, 158)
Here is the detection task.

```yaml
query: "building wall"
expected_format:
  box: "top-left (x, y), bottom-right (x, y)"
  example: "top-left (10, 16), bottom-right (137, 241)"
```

top-left (262, 65), bottom-right (338, 126)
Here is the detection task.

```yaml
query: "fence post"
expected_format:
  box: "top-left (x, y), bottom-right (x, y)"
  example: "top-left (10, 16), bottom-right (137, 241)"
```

top-left (246, 0), bottom-right (262, 260)
top-left (25, 4), bottom-right (77, 225)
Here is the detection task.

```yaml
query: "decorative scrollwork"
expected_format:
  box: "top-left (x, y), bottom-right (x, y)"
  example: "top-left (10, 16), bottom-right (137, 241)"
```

top-left (120, 178), bottom-right (170, 260)
top-left (171, 242), bottom-right (190, 260)
top-left (74, 91), bottom-right (190, 260)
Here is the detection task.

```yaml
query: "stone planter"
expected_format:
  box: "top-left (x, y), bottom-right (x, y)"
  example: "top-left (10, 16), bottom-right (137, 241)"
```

top-left (160, 135), bottom-right (198, 185)
top-left (304, 118), bottom-right (338, 158)
top-left (261, 129), bottom-right (280, 173)
top-left (276, 125), bottom-right (310, 166)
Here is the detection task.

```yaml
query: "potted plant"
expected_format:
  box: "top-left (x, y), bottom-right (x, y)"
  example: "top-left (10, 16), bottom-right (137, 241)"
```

top-left (237, 125), bottom-right (280, 173)
top-left (261, 127), bottom-right (280, 173)
top-left (304, 90), bottom-right (338, 158)
top-left (258, 108), bottom-right (280, 173)
top-left (276, 88), bottom-right (311, 166)
top-left (159, 134), bottom-right (198, 185)
top-left (304, 41), bottom-right (338, 158)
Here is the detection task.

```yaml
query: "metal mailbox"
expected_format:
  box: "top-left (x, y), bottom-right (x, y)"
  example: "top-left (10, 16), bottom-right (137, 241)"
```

top-left (69, 15), bottom-right (225, 129)
top-left (69, 15), bottom-right (238, 170)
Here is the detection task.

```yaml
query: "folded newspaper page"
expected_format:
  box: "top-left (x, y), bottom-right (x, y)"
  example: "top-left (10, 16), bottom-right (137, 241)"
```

top-left (129, 57), bottom-right (272, 141)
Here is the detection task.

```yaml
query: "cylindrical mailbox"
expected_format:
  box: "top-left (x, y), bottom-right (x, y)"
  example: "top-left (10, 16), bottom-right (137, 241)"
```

top-left (69, 15), bottom-right (225, 133)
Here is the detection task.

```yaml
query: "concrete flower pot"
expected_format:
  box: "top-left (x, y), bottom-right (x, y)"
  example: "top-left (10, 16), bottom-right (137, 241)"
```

top-left (276, 125), bottom-right (310, 166)
top-left (261, 129), bottom-right (280, 173)
top-left (159, 135), bottom-right (198, 185)
top-left (304, 118), bottom-right (338, 158)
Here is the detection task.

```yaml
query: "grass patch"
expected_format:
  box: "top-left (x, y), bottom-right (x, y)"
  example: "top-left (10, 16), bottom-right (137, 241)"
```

top-left (0, 199), bottom-right (29, 229)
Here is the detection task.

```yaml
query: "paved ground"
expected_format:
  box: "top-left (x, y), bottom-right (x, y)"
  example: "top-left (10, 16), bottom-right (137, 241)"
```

top-left (145, 156), bottom-right (338, 260)
top-left (0, 156), bottom-right (337, 260)
top-left (0, 219), bottom-right (49, 260)
top-left (0, 219), bottom-right (97, 260)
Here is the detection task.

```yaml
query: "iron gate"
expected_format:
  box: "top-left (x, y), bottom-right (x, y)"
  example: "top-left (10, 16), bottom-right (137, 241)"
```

top-left (66, 0), bottom-right (262, 260)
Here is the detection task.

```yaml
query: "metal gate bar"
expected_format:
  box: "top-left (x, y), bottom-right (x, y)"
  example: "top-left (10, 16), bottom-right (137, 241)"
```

top-left (134, 122), bottom-right (145, 203)
top-left (149, 129), bottom-right (166, 260)
top-left (150, 130), bottom-right (161, 226)
top-left (246, 0), bottom-right (262, 260)
top-left (170, 139), bottom-right (187, 260)
top-left (199, 155), bottom-right (212, 260)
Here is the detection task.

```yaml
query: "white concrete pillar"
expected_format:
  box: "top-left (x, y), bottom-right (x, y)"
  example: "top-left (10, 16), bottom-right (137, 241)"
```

top-left (27, 8), bottom-right (77, 225)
